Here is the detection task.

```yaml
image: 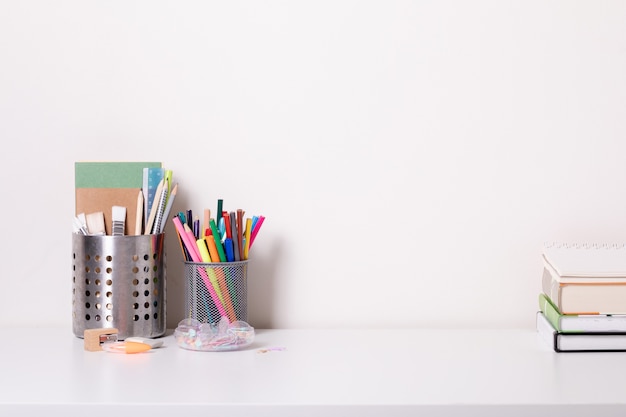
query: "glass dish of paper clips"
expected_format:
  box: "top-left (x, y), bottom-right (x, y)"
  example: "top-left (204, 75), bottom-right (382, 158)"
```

top-left (174, 317), bottom-right (255, 352)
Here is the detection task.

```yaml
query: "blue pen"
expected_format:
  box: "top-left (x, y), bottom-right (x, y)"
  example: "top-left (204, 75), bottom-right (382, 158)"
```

top-left (251, 216), bottom-right (259, 233)
top-left (230, 211), bottom-right (240, 261)
top-left (219, 217), bottom-right (226, 243)
top-left (193, 218), bottom-right (200, 239)
top-left (224, 238), bottom-right (235, 262)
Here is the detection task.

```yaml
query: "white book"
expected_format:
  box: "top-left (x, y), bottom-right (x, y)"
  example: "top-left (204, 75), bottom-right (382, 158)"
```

top-left (542, 242), bottom-right (626, 283)
top-left (536, 311), bottom-right (626, 352)
top-left (542, 267), bottom-right (626, 314)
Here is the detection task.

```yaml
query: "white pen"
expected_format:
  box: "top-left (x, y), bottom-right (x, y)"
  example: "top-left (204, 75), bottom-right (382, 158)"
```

top-left (158, 182), bottom-right (178, 234)
top-left (151, 179), bottom-right (169, 234)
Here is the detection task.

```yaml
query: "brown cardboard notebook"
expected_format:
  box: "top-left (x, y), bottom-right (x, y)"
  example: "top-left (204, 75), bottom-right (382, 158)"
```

top-left (75, 162), bottom-right (162, 235)
top-left (76, 188), bottom-right (141, 236)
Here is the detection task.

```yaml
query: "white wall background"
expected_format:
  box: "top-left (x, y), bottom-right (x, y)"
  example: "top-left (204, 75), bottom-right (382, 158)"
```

top-left (1, 0), bottom-right (625, 331)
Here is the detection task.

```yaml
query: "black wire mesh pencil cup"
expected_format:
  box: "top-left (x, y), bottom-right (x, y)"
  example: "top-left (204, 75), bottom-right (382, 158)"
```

top-left (183, 260), bottom-right (249, 325)
top-left (72, 233), bottom-right (166, 340)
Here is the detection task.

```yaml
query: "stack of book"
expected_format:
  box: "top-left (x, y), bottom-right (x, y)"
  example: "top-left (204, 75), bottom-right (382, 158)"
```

top-left (537, 242), bottom-right (626, 352)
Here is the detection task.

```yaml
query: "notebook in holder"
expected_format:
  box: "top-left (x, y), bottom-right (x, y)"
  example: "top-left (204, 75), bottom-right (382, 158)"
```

top-left (75, 162), bottom-right (162, 235)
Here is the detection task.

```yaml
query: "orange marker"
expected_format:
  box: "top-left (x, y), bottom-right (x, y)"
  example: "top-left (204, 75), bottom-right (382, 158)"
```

top-left (101, 341), bottom-right (152, 354)
top-left (205, 236), bottom-right (220, 264)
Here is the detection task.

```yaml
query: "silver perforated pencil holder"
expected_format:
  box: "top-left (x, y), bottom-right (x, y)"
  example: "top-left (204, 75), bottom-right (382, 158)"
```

top-left (72, 234), bottom-right (166, 340)
top-left (183, 260), bottom-right (248, 325)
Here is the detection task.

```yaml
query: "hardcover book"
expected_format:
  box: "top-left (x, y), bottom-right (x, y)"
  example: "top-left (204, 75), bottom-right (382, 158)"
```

top-left (542, 267), bottom-right (626, 314)
top-left (536, 311), bottom-right (626, 352)
top-left (538, 293), bottom-right (626, 332)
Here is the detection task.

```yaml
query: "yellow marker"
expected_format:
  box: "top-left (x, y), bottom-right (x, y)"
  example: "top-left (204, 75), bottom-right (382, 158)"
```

top-left (243, 218), bottom-right (252, 260)
top-left (196, 239), bottom-right (224, 304)
top-left (196, 237), bottom-right (213, 263)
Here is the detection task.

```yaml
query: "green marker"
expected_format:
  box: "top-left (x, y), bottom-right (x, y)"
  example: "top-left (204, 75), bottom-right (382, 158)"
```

top-left (216, 199), bottom-right (223, 231)
top-left (209, 218), bottom-right (227, 262)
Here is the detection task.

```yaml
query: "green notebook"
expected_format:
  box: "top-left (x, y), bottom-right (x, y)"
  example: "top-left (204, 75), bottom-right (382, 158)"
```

top-left (75, 162), bottom-right (163, 235)
top-left (75, 161), bottom-right (162, 188)
top-left (538, 293), bottom-right (626, 333)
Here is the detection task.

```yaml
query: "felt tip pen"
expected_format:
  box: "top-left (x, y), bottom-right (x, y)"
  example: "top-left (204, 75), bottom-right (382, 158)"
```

top-left (101, 341), bottom-right (152, 354)
top-left (224, 237), bottom-right (235, 262)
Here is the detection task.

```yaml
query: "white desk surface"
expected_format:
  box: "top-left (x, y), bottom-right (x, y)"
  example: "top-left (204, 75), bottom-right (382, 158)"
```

top-left (2, 327), bottom-right (626, 417)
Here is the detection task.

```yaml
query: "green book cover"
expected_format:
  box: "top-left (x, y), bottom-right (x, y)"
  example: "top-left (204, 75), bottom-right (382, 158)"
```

top-left (75, 162), bottom-right (162, 188)
top-left (538, 293), bottom-right (564, 331)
